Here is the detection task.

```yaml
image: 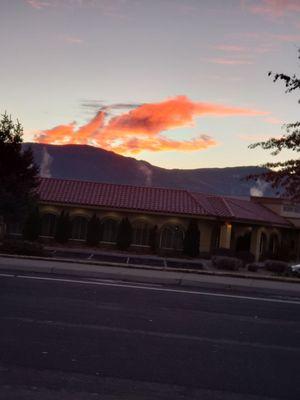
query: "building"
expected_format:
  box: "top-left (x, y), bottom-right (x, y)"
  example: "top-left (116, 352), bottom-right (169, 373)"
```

top-left (16, 177), bottom-right (296, 261)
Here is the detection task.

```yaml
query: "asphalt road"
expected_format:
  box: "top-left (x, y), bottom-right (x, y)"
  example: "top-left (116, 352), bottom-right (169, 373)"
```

top-left (0, 270), bottom-right (300, 400)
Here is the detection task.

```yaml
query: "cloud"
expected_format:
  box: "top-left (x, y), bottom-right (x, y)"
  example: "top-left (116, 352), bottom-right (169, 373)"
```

top-left (63, 35), bottom-right (84, 44)
top-left (35, 95), bottom-right (268, 155)
top-left (214, 45), bottom-right (247, 52)
top-left (243, 0), bottom-right (300, 18)
top-left (207, 58), bottom-right (254, 65)
top-left (26, 0), bottom-right (51, 9)
top-left (264, 116), bottom-right (283, 124)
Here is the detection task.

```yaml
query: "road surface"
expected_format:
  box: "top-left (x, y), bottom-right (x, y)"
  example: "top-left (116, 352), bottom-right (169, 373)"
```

top-left (0, 269), bottom-right (300, 399)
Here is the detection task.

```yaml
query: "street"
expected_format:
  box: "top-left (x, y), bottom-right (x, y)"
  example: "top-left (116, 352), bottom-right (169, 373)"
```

top-left (0, 269), bottom-right (300, 399)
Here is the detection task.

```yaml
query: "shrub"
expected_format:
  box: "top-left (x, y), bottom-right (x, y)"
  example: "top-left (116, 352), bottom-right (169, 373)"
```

top-left (236, 251), bottom-right (255, 265)
top-left (264, 259), bottom-right (289, 274)
top-left (212, 256), bottom-right (242, 271)
top-left (247, 263), bottom-right (261, 272)
top-left (0, 239), bottom-right (47, 257)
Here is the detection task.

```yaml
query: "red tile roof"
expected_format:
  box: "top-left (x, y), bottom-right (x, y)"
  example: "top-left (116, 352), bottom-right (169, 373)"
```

top-left (38, 178), bottom-right (290, 226)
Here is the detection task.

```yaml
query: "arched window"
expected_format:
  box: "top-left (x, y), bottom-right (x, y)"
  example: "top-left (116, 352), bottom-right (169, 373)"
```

top-left (259, 232), bottom-right (267, 256)
top-left (132, 221), bottom-right (150, 246)
top-left (101, 219), bottom-right (118, 243)
top-left (269, 233), bottom-right (279, 255)
top-left (160, 225), bottom-right (184, 250)
top-left (41, 213), bottom-right (57, 237)
top-left (71, 216), bottom-right (88, 240)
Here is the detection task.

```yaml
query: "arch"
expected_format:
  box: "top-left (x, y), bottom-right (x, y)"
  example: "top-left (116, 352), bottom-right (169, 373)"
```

top-left (41, 213), bottom-right (57, 237)
top-left (71, 216), bottom-right (88, 240)
top-left (160, 225), bottom-right (184, 251)
top-left (132, 220), bottom-right (151, 246)
top-left (101, 218), bottom-right (118, 243)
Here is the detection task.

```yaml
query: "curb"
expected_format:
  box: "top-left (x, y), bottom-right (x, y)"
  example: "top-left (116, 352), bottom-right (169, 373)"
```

top-left (0, 252), bottom-right (299, 285)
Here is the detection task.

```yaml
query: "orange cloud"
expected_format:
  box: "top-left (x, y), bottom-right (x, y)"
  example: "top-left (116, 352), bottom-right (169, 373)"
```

top-left (36, 95), bottom-right (268, 155)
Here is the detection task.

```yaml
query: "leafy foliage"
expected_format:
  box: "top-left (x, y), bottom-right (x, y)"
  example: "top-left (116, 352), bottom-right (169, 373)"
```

top-left (248, 49), bottom-right (300, 199)
top-left (23, 206), bottom-right (41, 241)
top-left (0, 113), bottom-right (39, 223)
top-left (116, 217), bottom-right (133, 250)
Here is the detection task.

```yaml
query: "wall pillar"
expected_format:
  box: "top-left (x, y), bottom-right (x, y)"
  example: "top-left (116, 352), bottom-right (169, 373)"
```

top-left (219, 223), bottom-right (232, 249)
top-left (250, 228), bottom-right (261, 261)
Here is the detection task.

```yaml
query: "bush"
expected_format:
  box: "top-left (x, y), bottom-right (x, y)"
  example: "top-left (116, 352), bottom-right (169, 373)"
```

top-left (247, 263), bottom-right (261, 272)
top-left (212, 256), bottom-right (242, 271)
top-left (0, 239), bottom-right (47, 257)
top-left (236, 251), bottom-right (255, 265)
top-left (264, 259), bottom-right (289, 274)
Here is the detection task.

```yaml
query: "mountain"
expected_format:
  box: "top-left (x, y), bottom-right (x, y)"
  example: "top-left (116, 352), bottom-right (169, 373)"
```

top-left (23, 143), bottom-right (272, 197)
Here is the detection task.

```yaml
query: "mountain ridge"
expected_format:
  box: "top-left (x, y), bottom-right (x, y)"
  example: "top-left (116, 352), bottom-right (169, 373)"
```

top-left (23, 142), bottom-right (272, 197)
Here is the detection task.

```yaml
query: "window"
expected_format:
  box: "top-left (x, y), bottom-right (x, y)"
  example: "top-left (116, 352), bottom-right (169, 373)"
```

top-left (71, 216), bottom-right (88, 240)
top-left (160, 225), bottom-right (184, 250)
top-left (101, 219), bottom-right (118, 243)
top-left (132, 221), bottom-right (150, 246)
top-left (41, 213), bottom-right (57, 237)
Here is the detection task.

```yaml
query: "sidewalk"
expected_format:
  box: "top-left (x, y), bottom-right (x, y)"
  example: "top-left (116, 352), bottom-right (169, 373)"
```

top-left (1, 254), bottom-right (300, 297)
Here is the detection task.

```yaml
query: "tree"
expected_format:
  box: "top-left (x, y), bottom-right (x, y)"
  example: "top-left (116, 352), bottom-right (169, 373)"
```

top-left (116, 217), bottom-right (133, 251)
top-left (23, 206), bottom-right (41, 241)
top-left (0, 112), bottom-right (39, 225)
top-left (248, 49), bottom-right (300, 200)
top-left (54, 210), bottom-right (70, 244)
top-left (183, 219), bottom-right (200, 257)
top-left (86, 214), bottom-right (101, 246)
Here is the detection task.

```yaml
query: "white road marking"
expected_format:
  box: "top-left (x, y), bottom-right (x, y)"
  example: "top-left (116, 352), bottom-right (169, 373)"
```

top-left (7, 273), bottom-right (300, 305)
top-left (3, 316), bottom-right (300, 353)
top-left (0, 273), bottom-right (15, 278)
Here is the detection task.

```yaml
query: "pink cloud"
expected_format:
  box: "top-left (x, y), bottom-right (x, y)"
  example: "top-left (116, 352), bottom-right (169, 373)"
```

top-left (264, 117), bottom-right (283, 124)
top-left (63, 35), bottom-right (84, 44)
top-left (26, 0), bottom-right (51, 9)
top-left (243, 0), bottom-right (300, 18)
top-left (214, 45), bottom-right (247, 52)
top-left (207, 58), bottom-right (253, 65)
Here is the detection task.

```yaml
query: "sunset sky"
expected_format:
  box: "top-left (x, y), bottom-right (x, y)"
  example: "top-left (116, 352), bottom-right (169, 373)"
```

top-left (1, 0), bottom-right (299, 169)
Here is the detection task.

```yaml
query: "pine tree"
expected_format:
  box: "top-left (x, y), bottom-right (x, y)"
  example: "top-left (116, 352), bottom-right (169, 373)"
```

top-left (86, 214), bottom-right (100, 246)
top-left (0, 112), bottom-right (39, 225)
top-left (55, 211), bottom-right (70, 244)
top-left (183, 220), bottom-right (200, 257)
top-left (116, 217), bottom-right (133, 250)
top-left (23, 207), bottom-right (41, 241)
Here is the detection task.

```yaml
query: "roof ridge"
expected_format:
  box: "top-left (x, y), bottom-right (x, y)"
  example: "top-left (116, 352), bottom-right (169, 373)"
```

top-left (39, 177), bottom-right (191, 194)
top-left (187, 191), bottom-right (209, 215)
top-left (220, 196), bottom-right (235, 217)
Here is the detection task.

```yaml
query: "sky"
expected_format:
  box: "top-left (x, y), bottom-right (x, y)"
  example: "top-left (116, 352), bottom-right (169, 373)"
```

top-left (0, 0), bottom-right (299, 169)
